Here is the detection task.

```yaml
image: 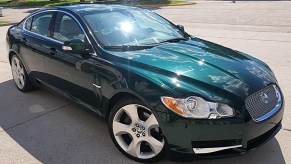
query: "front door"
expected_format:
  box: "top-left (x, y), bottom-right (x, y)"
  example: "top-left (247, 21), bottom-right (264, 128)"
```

top-left (44, 12), bottom-right (101, 112)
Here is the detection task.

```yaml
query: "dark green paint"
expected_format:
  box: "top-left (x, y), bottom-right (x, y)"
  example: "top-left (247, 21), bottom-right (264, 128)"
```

top-left (6, 4), bottom-right (284, 160)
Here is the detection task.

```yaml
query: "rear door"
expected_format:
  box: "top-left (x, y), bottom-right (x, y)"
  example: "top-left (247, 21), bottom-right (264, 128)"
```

top-left (44, 11), bottom-right (101, 112)
top-left (20, 11), bottom-right (55, 81)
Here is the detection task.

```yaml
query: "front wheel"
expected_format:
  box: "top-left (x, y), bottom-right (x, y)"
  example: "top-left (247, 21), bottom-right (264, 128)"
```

top-left (109, 98), bottom-right (165, 162)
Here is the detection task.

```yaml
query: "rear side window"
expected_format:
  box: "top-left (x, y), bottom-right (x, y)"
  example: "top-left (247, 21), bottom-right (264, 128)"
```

top-left (25, 17), bottom-right (33, 30)
top-left (53, 13), bottom-right (85, 42)
top-left (31, 12), bottom-right (53, 37)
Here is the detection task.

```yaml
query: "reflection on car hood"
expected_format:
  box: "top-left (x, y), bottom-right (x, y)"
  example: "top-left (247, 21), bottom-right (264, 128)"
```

top-left (110, 37), bottom-right (276, 100)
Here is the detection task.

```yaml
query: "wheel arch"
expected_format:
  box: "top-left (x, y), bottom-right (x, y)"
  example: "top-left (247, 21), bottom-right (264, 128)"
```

top-left (8, 49), bottom-right (30, 74)
top-left (8, 50), bottom-right (18, 64)
top-left (104, 90), bottom-right (152, 119)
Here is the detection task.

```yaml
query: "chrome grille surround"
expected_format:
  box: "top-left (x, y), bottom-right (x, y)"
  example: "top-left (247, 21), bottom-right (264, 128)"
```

top-left (245, 85), bottom-right (282, 122)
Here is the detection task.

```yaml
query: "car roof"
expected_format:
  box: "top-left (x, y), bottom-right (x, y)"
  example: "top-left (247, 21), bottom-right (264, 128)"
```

top-left (51, 4), bottom-right (141, 14)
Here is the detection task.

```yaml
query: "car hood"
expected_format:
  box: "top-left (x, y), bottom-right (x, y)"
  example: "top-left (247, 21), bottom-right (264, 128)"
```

top-left (109, 37), bottom-right (276, 100)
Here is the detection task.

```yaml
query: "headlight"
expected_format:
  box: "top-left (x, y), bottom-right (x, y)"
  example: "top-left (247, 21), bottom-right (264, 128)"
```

top-left (161, 96), bottom-right (234, 119)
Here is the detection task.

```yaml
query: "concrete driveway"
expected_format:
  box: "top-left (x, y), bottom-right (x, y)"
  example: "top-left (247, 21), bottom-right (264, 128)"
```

top-left (0, 1), bottom-right (291, 163)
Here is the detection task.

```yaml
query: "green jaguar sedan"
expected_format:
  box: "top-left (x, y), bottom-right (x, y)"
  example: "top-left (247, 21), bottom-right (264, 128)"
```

top-left (6, 4), bottom-right (284, 162)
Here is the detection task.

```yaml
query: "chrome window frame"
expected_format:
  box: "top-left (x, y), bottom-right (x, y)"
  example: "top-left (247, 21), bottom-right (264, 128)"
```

top-left (22, 9), bottom-right (97, 56)
top-left (24, 16), bottom-right (33, 31)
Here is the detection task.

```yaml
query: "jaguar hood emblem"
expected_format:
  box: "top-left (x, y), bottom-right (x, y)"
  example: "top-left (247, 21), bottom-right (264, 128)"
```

top-left (261, 92), bottom-right (269, 104)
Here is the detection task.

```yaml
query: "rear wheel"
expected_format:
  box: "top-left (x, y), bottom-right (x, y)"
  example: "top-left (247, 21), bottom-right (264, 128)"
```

top-left (109, 98), bottom-right (165, 162)
top-left (10, 55), bottom-right (34, 92)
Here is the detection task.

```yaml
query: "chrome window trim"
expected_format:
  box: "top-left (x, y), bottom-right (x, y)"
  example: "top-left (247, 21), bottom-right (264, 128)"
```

top-left (24, 16), bottom-right (33, 31)
top-left (22, 9), bottom-right (97, 55)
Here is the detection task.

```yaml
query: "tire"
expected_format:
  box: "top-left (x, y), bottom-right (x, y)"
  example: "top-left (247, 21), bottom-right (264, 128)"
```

top-left (10, 55), bottom-right (34, 92)
top-left (109, 98), bottom-right (166, 162)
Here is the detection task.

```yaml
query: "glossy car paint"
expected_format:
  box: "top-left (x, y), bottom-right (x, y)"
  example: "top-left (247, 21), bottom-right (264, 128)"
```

top-left (6, 5), bottom-right (284, 160)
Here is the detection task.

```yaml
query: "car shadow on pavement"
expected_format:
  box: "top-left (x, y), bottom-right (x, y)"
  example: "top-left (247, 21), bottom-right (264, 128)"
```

top-left (0, 79), bottom-right (132, 163)
top-left (0, 79), bottom-right (286, 163)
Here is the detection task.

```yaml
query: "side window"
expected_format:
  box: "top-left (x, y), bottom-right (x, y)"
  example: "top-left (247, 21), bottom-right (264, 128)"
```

top-left (53, 13), bottom-right (85, 42)
top-left (31, 12), bottom-right (53, 37)
top-left (25, 17), bottom-right (33, 30)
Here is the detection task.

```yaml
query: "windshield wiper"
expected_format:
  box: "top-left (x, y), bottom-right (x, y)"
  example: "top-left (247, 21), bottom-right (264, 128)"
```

top-left (159, 37), bottom-right (188, 44)
top-left (104, 38), bottom-right (188, 51)
top-left (104, 45), bottom-right (155, 51)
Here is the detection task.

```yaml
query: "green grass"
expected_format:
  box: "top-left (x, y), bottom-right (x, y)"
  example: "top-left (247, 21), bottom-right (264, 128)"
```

top-left (136, 0), bottom-right (187, 5)
top-left (0, 21), bottom-right (11, 25)
top-left (0, 0), bottom-right (80, 7)
top-left (46, 1), bottom-right (79, 6)
top-left (0, 0), bottom-right (188, 7)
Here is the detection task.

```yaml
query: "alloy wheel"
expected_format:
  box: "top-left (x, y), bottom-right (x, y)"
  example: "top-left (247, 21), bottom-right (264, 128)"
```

top-left (112, 104), bottom-right (165, 159)
top-left (11, 56), bottom-right (25, 89)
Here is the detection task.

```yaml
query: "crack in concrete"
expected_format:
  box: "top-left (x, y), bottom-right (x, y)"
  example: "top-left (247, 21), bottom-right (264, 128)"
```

top-left (222, 38), bottom-right (234, 45)
top-left (0, 103), bottom-right (70, 133)
top-left (283, 128), bottom-right (291, 132)
top-left (185, 21), bottom-right (291, 28)
top-left (0, 61), bottom-right (8, 64)
top-left (247, 33), bottom-right (259, 40)
top-left (195, 35), bottom-right (291, 43)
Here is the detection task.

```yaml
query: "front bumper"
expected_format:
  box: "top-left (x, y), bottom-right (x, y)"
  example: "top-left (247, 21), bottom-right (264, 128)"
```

top-left (153, 102), bottom-right (284, 161)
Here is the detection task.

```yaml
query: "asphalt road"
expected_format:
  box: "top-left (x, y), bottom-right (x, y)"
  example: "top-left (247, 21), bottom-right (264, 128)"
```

top-left (0, 1), bottom-right (291, 163)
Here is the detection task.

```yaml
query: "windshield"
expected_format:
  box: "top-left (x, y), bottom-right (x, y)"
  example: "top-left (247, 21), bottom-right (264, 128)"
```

top-left (82, 8), bottom-right (185, 48)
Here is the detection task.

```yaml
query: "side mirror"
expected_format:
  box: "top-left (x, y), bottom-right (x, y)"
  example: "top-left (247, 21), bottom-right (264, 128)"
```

top-left (62, 39), bottom-right (89, 54)
top-left (176, 25), bottom-right (184, 31)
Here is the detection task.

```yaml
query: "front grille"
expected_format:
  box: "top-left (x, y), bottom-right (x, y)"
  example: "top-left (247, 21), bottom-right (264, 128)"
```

top-left (245, 85), bottom-right (282, 122)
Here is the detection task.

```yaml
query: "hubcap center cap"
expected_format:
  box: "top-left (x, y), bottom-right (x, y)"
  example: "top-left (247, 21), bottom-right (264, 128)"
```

top-left (137, 128), bottom-right (143, 133)
top-left (132, 124), bottom-right (146, 137)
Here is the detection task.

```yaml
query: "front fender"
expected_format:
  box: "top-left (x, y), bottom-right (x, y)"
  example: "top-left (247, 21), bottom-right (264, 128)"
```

top-left (98, 61), bottom-right (180, 118)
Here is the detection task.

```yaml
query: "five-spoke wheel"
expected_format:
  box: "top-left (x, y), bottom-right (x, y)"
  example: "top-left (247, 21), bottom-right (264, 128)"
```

top-left (10, 55), bottom-right (34, 92)
top-left (109, 98), bottom-right (165, 162)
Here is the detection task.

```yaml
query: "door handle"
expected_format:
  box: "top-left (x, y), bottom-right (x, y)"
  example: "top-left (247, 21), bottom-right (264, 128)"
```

top-left (20, 37), bottom-right (27, 42)
top-left (49, 47), bottom-right (56, 55)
